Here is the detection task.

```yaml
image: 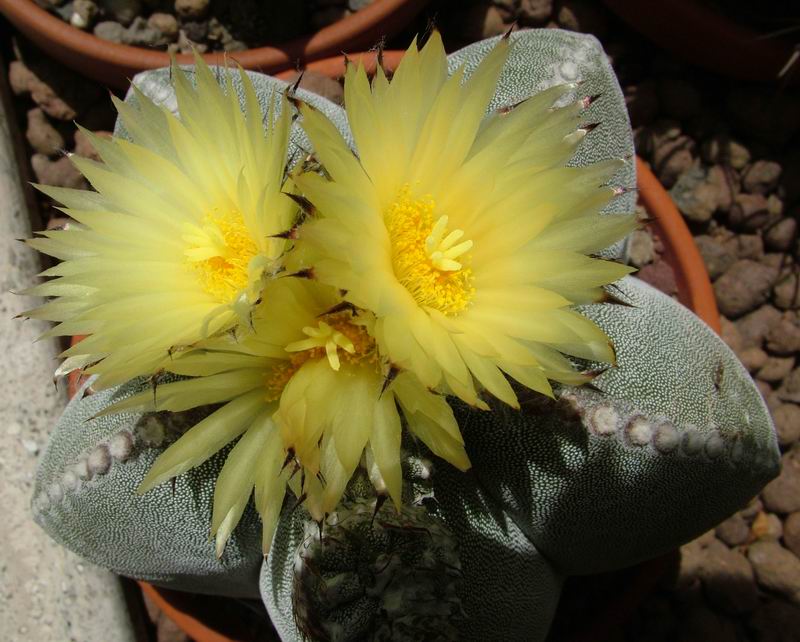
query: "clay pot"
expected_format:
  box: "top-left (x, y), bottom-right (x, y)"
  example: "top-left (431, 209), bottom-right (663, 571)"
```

top-left (0, 0), bottom-right (429, 89)
top-left (603, 0), bottom-right (798, 85)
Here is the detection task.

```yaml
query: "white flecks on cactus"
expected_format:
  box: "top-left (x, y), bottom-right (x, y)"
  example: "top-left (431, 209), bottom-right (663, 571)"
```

top-left (653, 422), bottom-right (680, 453)
top-left (87, 444), bottom-right (111, 477)
top-left (626, 416), bottom-right (653, 446)
top-left (682, 428), bottom-right (705, 456)
top-left (589, 404), bottom-right (619, 436)
top-left (108, 431), bottom-right (134, 461)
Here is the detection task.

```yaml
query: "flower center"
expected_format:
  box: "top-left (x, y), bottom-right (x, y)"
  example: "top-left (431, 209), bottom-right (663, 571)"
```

top-left (264, 312), bottom-right (378, 401)
top-left (385, 185), bottom-right (475, 316)
top-left (184, 210), bottom-right (258, 303)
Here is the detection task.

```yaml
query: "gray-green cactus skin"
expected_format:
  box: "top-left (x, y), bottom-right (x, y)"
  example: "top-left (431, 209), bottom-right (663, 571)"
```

top-left (30, 30), bottom-right (778, 640)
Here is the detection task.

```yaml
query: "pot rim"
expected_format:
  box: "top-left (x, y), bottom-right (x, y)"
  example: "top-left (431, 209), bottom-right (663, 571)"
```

top-left (0, 0), bottom-right (428, 88)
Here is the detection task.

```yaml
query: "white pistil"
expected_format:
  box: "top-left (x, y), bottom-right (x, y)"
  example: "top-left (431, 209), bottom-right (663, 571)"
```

top-left (285, 322), bottom-right (355, 371)
top-left (424, 215), bottom-right (473, 272)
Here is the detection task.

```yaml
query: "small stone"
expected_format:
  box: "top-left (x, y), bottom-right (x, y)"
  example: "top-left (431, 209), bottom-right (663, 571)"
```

top-left (180, 20), bottom-right (207, 43)
top-left (720, 316), bottom-right (743, 352)
top-left (103, 0), bottom-right (142, 26)
top-left (765, 218), bottom-right (797, 253)
top-left (701, 136), bottom-right (750, 170)
top-left (174, 0), bottom-right (209, 20)
top-left (9, 60), bottom-right (36, 95)
top-left (93, 20), bottom-right (126, 43)
top-left (750, 511), bottom-right (783, 541)
top-left (699, 539), bottom-right (758, 614)
top-left (748, 600), bottom-right (800, 642)
top-left (519, 0), bottom-right (553, 24)
top-left (785, 512), bottom-right (800, 558)
top-left (741, 497), bottom-right (764, 522)
top-left (748, 540), bottom-right (800, 603)
top-left (740, 347), bottom-right (768, 373)
top-left (729, 193), bottom-right (778, 231)
top-left (177, 29), bottom-right (207, 53)
top-left (715, 513), bottom-right (750, 546)
top-left (70, 0), bottom-right (98, 29)
top-left (123, 16), bottom-right (162, 47)
top-left (736, 305), bottom-right (781, 349)
top-left (759, 357), bottom-right (795, 384)
top-left (772, 404), bottom-right (800, 448)
top-left (694, 235), bottom-right (735, 280)
top-left (723, 233), bottom-right (763, 261)
top-left (25, 107), bottom-right (65, 156)
top-left (653, 135), bottom-right (695, 188)
top-left (768, 313), bottom-right (800, 356)
top-left (714, 260), bottom-right (777, 318)
top-left (743, 160), bottom-right (782, 195)
top-left (636, 259), bottom-right (678, 296)
top-left (627, 229), bottom-right (655, 267)
top-left (761, 448), bottom-right (800, 514)
top-left (22, 439), bottom-right (39, 455)
top-left (31, 154), bottom-right (87, 190)
top-left (73, 129), bottom-right (111, 162)
top-left (670, 165), bottom-right (720, 223)
top-left (147, 12), bottom-right (178, 41)
top-left (775, 275), bottom-right (800, 311)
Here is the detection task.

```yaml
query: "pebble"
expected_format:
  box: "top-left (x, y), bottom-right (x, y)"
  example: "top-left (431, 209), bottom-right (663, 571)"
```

top-left (25, 107), bottom-right (64, 156)
top-left (775, 275), bottom-right (800, 311)
top-left (741, 497), bottom-right (764, 523)
top-left (747, 599), bottom-right (800, 642)
top-left (701, 136), bottom-right (751, 169)
top-left (748, 540), bottom-right (800, 603)
top-left (761, 449), bottom-right (800, 514)
top-left (103, 0), bottom-right (141, 26)
top-left (147, 12), bottom-right (178, 41)
top-left (22, 439), bottom-right (39, 455)
top-left (768, 313), bottom-right (800, 356)
top-left (653, 135), bottom-right (695, 188)
top-left (70, 0), bottom-right (98, 29)
top-left (736, 305), bottom-right (781, 349)
top-left (724, 233), bottom-right (764, 261)
top-left (31, 154), bottom-right (87, 190)
top-left (720, 315), bottom-right (743, 352)
top-left (518, 0), bottom-right (553, 24)
top-left (739, 346), bottom-right (768, 373)
top-left (758, 356), bottom-right (795, 384)
top-left (772, 404), bottom-right (800, 448)
top-left (784, 512), bottom-right (800, 558)
top-left (73, 128), bottom-right (111, 161)
top-left (282, 70), bottom-right (344, 106)
top-left (713, 260), bottom-right (776, 318)
top-left (715, 513), bottom-right (750, 546)
top-left (743, 160), bottom-right (783, 195)
top-left (670, 165), bottom-right (720, 223)
top-left (765, 218), bottom-right (797, 253)
top-left (751, 511), bottom-right (783, 541)
top-left (94, 20), bottom-right (126, 43)
top-left (694, 235), bottom-right (735, 280)
top-left (729, 193), bottom-right (778, 231)
top-left (698, 539), bottom-right (758, 613)
top-left (174, 0), bottom-right (209, 20)
top-left (123, 16), bottom-right (162, 47)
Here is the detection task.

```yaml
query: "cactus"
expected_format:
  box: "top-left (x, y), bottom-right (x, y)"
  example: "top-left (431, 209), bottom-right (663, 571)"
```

top-left (31, 30), bottom-right (778, 640)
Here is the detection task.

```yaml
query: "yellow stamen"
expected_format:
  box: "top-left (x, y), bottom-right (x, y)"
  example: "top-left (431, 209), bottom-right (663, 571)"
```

top-left (265, 312), bottom-right (378, 401)
top-left (385, 185), bottom-right (475, 315)
top-left (184, 210), bottom-right (258, 303)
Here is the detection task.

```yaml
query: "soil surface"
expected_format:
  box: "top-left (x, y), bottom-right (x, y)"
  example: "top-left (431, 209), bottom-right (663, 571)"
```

top-left (2, 0), bottom-right (799, 640)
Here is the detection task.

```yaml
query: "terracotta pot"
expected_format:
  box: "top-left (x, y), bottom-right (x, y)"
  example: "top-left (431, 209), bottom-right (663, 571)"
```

top-left (603, 0), bottom-right (798, 85)
top-left (0, 0), bottom-right (429, 90)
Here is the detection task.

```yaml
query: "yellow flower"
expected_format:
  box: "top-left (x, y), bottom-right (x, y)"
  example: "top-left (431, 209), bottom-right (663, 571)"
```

top-left (23, 55), bottom-right (296, 389)
top-left (107, 277), bottom-right (467, 555)
top-left (292, 33), bottom-right (636, 409)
